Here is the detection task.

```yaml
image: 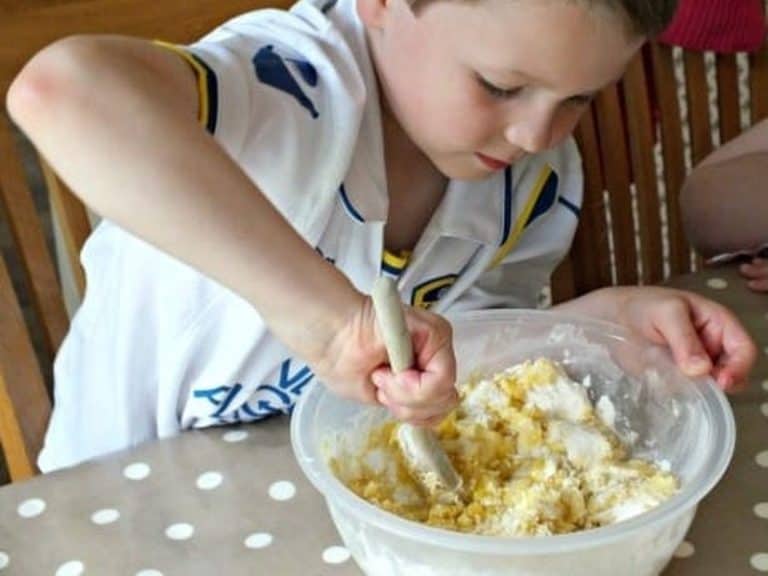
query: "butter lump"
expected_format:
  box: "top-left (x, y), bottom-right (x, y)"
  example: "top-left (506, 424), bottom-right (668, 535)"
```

top-left (331, 358), bottom-right (678, 536)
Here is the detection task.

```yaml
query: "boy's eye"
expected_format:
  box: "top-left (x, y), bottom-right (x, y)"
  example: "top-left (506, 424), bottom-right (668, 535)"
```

top-left (476, 74), bottom-right (523, 100)
top-left (564, 94), bottom-right (594, 107)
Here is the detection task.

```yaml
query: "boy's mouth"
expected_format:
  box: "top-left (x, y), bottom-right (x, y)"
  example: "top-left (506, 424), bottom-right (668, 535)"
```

top-left (475, 152), bottom-right (511, 171)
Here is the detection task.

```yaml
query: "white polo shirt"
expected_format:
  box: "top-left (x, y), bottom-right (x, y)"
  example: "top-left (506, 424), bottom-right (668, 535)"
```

top-left (38, 0), bottom-right (583, 472)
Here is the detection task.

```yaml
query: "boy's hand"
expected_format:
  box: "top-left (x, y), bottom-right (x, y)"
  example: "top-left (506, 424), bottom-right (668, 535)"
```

top-left (312, 295), bottom-right (458, 425)
top-left (618, 287), bottom-right (757, 392)
top-left (739, 257), bottom-right (768, 292)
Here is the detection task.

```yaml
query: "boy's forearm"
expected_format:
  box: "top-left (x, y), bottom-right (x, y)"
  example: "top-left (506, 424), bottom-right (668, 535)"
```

top-left (8, 36), bottom-right (361, 364)
top-left (552, 287), bottom-right (625, 322)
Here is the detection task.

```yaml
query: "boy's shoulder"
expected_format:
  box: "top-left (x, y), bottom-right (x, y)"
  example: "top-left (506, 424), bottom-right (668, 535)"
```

top-left (183, 0), bottom-right (373, 245)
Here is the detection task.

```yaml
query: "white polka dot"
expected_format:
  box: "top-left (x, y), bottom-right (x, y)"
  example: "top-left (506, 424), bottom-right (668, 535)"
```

top-left (762, 403), bottom-right (768, 418)
top-left (706, 277), bottom-right (728, 290)
top-left (222, 430), bottom-right (249, 443)
top-left (123, 462), bottom-right (151, 480)
top-left (673, 541), bottom-right (695, 558)
top-left (135, 570), bottom-right (163, 576)
top-left (755, 503), bottom-right (768, 519)
top-left (196, 472), bottom-right (223, 491)
top-left (762, 379), bottom-right (768, 392)
top-left (757, 451), bottom-right (768, 468)
top-left (55, 561), bottom-right (84, 576)
top-left (17, 498), bottom-right (46, 518)
top-left (0, 552), bottom-right (8, 570)
top-left (165, 523), bottom-right (195, 540)
top-left (751, 553), bottom-right (768, 572)
top-left (322, 546), bottom-right (351, 564)
top-left (268, 481), bottom-right (296, 501)
top-left (91, 508), bottom-right (120, 525)
top-left (244, 532), bottom-right (273, 549)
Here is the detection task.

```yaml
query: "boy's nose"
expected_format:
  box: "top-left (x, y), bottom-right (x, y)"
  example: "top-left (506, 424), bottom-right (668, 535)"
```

top-left (504, 111), bottom-right (554, 154)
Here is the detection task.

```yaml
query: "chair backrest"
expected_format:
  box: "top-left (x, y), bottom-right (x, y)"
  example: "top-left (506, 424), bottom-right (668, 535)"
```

top-left (551, 42), bottom-right (768, 302)
top-left (0, 0), bottom-right (293, 484)
top-left (1, 2), bottom-right (765, 478)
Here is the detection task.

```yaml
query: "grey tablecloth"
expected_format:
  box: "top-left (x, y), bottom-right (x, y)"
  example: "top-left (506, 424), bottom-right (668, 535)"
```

top-left (0, 265), bottom-right (766, 575)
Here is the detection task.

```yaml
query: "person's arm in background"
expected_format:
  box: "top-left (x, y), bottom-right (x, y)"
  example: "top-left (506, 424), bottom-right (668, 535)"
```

top-left (679, 118), bottom-right (768, 291)
top-left (7, 36), bottom-right (457, 424)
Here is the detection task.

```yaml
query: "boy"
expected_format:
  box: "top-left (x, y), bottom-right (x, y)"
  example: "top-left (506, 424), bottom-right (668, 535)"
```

top-left (7, 0), bottom-right (756, 472)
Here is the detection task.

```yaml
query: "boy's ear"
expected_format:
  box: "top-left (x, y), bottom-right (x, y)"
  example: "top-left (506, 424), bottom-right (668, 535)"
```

top-left (357, 0), bottom-right (389, 29)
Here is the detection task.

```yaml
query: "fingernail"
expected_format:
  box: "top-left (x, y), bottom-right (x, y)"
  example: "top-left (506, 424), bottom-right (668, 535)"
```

top-left (718, 373), bottom-right (734, 390)
top-left (685, 356), bottom-right (710, 373)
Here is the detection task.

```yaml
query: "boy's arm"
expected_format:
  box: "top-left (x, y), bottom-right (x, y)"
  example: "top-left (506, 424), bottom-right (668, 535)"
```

top-left (680, 119), bottom-right (768, 257)
top-left (554, 286), bottom-right (756, 391)
top-left (7, 35), bottom-right (360, 366)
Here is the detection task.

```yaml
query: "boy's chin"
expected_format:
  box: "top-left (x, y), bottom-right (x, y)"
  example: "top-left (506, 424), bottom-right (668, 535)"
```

top-left (435, 158), bottom-right (510, 182)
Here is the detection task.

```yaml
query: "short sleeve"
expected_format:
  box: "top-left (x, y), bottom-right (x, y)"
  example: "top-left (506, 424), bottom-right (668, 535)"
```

top-left (166, 3), bottom-right (367, 244)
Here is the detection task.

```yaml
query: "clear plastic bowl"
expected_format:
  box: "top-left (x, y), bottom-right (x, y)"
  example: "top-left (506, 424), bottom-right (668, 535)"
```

top-left (291, 309), bottom-right (735, 576)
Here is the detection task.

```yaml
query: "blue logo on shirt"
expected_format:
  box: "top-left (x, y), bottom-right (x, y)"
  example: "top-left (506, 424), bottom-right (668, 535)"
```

top-left (253, 45), bottom-right (319, 119)
top-left (194, 358), bottom-right (315, 423)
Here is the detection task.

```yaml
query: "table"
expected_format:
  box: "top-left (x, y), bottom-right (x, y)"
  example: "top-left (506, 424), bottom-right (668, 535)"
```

top-left (663, 264), bottom-right (768, 575)
top-left (0, 265), bottom-right (766, 576)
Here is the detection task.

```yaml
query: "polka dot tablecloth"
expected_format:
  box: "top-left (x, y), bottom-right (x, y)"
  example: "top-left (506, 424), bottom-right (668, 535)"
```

top-left (0, 417), bottom-right (360, 576)
top-left (0, 264), bottom-right (765, 575)
top-left (663, 265), bottom-right (768, 575)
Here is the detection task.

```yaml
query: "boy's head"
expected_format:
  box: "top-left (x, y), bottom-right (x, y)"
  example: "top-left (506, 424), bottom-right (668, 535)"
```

top-left (359, 0), bottom-right (678, 180)
top-left (407, 0), bottom-right (679, 37)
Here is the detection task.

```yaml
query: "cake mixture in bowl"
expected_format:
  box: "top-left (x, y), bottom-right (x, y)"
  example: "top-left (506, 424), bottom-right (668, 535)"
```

top-left (292, 310), bottom-right (735, 576)
top-left (331, 357), bottom-right (678, 537)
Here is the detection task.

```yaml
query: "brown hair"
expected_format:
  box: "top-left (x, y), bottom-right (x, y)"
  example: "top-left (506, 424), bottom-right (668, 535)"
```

top-left (409, 0), bottom-right (679, 37)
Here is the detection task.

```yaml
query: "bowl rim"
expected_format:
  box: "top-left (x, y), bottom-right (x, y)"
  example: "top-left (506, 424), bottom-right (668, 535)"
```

top-left (291, 309), bottom-right (736, 554)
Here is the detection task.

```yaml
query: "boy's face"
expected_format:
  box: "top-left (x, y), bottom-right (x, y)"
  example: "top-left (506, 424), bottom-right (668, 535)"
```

top-left (361, 0), bottom-right (643, 180)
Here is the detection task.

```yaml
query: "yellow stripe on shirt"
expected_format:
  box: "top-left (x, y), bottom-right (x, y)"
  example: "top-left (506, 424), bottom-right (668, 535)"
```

top-left (153, 40), bottom-right (214, 133)
top-left (488, 165), bottom-right (554, 269)
top-left (382, 249), bottom-right (411, 271)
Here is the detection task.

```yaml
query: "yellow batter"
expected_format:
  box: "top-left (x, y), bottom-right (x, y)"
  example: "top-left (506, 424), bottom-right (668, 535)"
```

top-left (330, 358), bottom-right (678, 536)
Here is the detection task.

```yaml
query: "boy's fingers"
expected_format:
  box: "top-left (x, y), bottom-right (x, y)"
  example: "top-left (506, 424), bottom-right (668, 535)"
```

top-left (716, 330), bottom-right (758, 391)
top-left (653, 305), bottom-right (712, 377)
top-left (379, 395), bottom-right (452, 424)
top-left (371, 368), bottom-right (456, 409)
top-left (690, 297), bottom-right (758, 391)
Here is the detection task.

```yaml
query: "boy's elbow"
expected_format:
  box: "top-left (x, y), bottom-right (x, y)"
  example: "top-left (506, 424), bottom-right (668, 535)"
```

top-left (7, 36), bottom-right (103, 131)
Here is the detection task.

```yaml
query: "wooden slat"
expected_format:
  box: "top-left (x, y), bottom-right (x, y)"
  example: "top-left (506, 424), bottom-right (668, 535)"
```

top-left (550, 254), bottom-right (575, 304)
top-left (41, 158), bottom-right (90, 298)
top-left (594, 85), bottom-right (637, 285)
top-left (0, 115), bottom-right (68, 359)
top-left (651, 43), bottom-right (691, 275)
top-left (749, 47), bottom-right (768, 124)
top-left (716, 53), bottom-right (741, 144)
top-left (0, 254), bottom-right (50, 482)
top-left (622, 52), bottom-right (663, 285)
top-left (570, 108), bottom-right (612, 294)
top-left (683, 50), bottom-right (714, 165)
top-left (0, 0), bottom-right (296, 93)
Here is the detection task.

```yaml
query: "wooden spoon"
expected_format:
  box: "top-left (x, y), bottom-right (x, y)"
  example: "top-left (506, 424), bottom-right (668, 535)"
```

top-left (371, 277), bottom-right (463, 500)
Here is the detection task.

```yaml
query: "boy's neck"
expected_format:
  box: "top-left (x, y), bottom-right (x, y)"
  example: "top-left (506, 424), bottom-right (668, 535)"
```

top-left (381, 108), bottom-right (448, 254)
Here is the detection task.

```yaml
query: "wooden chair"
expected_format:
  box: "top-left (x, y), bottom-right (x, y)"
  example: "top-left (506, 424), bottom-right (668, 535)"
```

top-left (0, 0), bottom-right (293, 484)
top-left (1, 1), bottom-right (764, 480)
top-left (551, 42), bottom-right (768, 301)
